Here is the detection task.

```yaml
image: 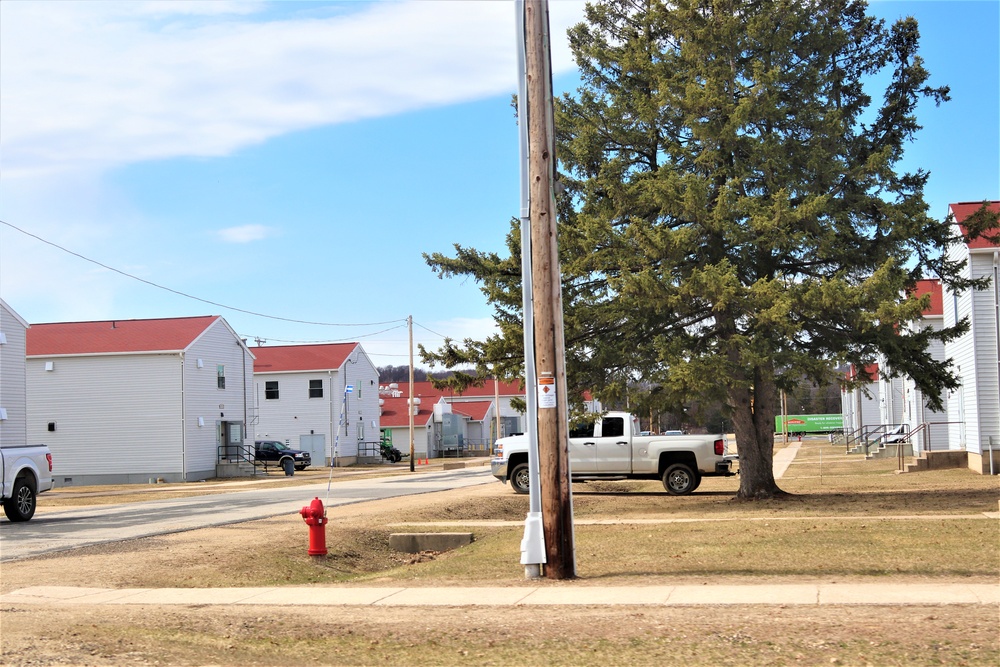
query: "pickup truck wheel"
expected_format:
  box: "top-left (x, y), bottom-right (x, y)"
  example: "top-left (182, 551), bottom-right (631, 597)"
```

top-left (662, 463), bottom-right (698, 495)
top-left (2, 477), bottom-right (36, 522)
top-left (510, 462), bottom-right (530, 494)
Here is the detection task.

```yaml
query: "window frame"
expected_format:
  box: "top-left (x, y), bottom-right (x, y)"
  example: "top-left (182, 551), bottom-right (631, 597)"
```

top-left (265, 380), bottom-right (279, 400)
top-left (309, 379), bottom-right (323, 399)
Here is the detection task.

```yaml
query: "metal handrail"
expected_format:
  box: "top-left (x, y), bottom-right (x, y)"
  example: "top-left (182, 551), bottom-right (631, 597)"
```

top-left (841, 426), bottom-right (867, 451)
top-left (892, 421), bottom-right (964, 471)
top-left (855, 423), bottom-right (907, 455)
top-left (217, 442), bottom-right (255, 464)
top-left (895, 423), bottom-right (925, 471)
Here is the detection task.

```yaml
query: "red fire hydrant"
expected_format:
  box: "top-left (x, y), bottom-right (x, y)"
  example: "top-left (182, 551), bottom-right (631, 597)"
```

top-left (300, 497), bottom-right (328, 556)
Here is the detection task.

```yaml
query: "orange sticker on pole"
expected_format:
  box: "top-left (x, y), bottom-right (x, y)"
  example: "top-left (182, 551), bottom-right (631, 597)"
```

top-left (538, 375), bottom-right (556, 409)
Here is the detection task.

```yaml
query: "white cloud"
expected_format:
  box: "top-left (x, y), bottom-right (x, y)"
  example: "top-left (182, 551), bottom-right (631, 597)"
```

top-left (134, 1), bottom-right (266, 17)
top-left (217, 224), bottom-right (274, 243)
top-left (0, 0), bottom-right (586, 179)
top-left (0, 0), bottom-right (587, 332)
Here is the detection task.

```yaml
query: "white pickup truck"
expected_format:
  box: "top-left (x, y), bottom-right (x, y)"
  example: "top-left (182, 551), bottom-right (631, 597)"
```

top-left (491, 412), bottom-right (735, 495)
top-left (1, 444), bottom-right (54, 522)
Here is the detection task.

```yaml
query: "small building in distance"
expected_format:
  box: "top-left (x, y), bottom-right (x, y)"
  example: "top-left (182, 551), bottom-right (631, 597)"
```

top-left (26, 316), bottom-right (254, 485)
top-left (252, 343), bottom-right (380, 466)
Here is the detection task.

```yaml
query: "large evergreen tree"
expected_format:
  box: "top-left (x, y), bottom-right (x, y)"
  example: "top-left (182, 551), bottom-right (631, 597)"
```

top-left (424, 0), bottom-right (997, 499)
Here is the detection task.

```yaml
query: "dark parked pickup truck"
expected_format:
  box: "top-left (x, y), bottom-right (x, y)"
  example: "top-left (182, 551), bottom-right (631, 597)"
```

top-left (254, 440), bottom-right (311, 471)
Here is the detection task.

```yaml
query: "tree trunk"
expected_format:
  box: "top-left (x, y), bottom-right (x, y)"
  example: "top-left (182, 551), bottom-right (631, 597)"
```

top-left (731, 369), bottom-right (785, 500)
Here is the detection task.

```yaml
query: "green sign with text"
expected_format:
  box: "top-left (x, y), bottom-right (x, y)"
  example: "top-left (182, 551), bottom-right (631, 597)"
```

top-left (775, 414), bottom-right (844, 433)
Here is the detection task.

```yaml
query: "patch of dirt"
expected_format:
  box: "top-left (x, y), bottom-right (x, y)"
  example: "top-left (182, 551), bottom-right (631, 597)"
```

top-left (1, 603), bottom-right (996, 666)
top-left (2, 476), bottom-right (998, 666)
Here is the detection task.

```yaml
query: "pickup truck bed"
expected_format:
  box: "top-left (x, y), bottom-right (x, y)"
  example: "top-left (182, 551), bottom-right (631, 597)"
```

top-left (2, 444), bottom-right (54, 522)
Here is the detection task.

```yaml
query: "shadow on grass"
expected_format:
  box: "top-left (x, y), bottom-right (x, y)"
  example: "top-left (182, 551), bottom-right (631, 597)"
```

top-left (738, 487), bottom-right (998, 514)
top-left (573, 490), bottom-right (735, 497)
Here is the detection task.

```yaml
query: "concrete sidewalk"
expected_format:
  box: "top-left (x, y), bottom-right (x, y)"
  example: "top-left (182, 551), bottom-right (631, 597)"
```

top-left (2, 583), bottom-right (996, 607)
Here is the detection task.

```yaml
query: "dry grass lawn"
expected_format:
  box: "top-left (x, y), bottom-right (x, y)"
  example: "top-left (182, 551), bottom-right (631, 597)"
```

top-left (1, 437), bottom-right (997, 666)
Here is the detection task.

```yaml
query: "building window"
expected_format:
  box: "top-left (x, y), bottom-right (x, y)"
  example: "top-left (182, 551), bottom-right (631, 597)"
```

top-left (309, 379), bottom-right (323, 398)
top-left (265, 381), bottom-right (279, 400)
top-left (217, 365), bottom-right (226, 389)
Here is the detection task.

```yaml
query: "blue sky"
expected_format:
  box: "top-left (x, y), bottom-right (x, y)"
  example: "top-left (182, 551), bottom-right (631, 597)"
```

top-left (1, 1), bottom-right (997, 366)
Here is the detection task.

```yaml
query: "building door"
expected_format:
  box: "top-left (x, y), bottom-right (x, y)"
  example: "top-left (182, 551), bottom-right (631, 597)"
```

top-left (222, 421), bottom-right (244, 459)
top-left (299, 434), bottom-right (326, 466)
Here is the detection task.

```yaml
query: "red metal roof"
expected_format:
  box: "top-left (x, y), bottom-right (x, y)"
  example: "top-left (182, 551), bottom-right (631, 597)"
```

top-left (27, 316), bottom-right (221, 356)
top-left (252, 343), bottom-right (359, 373)
top-left (952, 201), bottom-right (1000, 249)
top-left (378, 395), bottom-right (434, 428)
top-left (912, 279), bottom-right (943, 316)
top-left (451, 400), bottom-right (493, 422)
top-left (846, 363), bottom-right (880, 382)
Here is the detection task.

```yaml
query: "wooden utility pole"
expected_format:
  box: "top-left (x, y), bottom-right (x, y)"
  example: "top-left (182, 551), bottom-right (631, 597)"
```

top-left (524, 0), bottom-right (575, 579)
top-left (408, 315), bottom-right (415, 472)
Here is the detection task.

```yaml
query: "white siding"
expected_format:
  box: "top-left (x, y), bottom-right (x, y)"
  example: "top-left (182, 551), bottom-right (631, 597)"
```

top-left (256, 370), bottom-right (341, 457)
top-left (877, 369), bottom-right (905, 428)
top-left (841, 389), bottom-right (856, 433)
top-left (860, 384), bottom-right (881, 429)
top-left (946, 255), bottom-right (977, 450)
top-left (0, 301), bottom-right (28, 448)
top-left (971, 252), bottom-right (1000, 455)
top-left (27, 353), bottom-right (183, 482)
top-left (183, 320), bottom-right (255, 478)
top-left (255, 345), bottom-right (381, 465)
top-left (386, 423), bottom-right (433, 457)
top-left (899, 317), bottom-right (949, 453)
top-left (349, 348), bottom-right (382, 455)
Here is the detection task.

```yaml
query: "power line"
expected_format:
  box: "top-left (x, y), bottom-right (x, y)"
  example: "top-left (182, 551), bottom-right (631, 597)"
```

top-left (241, 323), bottom-right (408, 345)
top-left (413, 321), bottom-right (452, 339)
top-left (1, 219), bottom-right (407, 328)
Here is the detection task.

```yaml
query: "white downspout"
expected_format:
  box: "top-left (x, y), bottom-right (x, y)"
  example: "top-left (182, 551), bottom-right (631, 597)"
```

top-left (992, 250), bottom-right (999, 472)
top-left (180, 352), bottom-right (187, 482)
top-left (332, 370), bottom-right (335, 468)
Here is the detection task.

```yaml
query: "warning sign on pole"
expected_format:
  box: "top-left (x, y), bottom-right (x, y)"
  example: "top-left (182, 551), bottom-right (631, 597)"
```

top-left (537, 375), bottom-right (556, 409)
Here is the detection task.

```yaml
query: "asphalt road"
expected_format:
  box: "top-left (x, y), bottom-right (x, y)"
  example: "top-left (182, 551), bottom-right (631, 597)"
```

top-left (0, 467), bottom-right (494, 562)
